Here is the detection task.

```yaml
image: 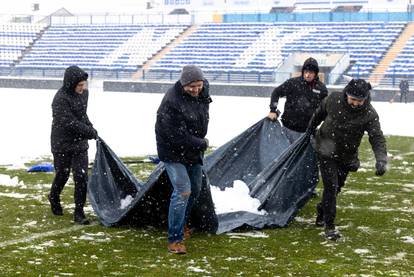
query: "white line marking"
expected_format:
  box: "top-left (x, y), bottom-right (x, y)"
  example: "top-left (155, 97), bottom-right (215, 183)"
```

top-left (0, 222), bottom-right (98, 248)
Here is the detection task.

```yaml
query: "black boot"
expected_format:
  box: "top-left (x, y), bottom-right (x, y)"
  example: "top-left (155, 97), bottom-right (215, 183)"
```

top-left (315, 203), bottom-right (324, 227)
top-left (325, 227), bottom-right (341, 241)
top-left (48, 194), bottom-right (63, 216)
top-left (74, 209), bottom-right (90, 225)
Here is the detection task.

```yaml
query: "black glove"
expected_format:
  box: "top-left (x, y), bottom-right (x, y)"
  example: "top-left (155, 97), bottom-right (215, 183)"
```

top-left (347, 159), bottom-right (360, 172)
top-left (204, 138), bottom-right (209, 148)
top-left (306, 126), bottom-right (316, 137)
top-left (375, 160), bottom-right (387, 176)
top-left (92, 128), bottom-right (98, 140)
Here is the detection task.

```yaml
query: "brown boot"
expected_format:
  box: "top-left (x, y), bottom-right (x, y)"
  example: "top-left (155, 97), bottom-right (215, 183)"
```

top-left (168, 241), bottom-right (187, 254)
top-left (184, 225), bottom-right (192, 240)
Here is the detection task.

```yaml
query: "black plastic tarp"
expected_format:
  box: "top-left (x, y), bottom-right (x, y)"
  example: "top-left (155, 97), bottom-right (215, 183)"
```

top-left (88, 118), bottom-right (318, 234)
top-left (87, 138), bottom-right (218, 232)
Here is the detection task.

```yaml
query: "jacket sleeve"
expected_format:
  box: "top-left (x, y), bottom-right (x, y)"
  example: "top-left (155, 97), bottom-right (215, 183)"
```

top-left (84, 114), bottom-right (94, 127)
top-left (53, 96), bottom-right (97, 139)
top-left (158, 104), bottom-right (207, 151)
top-left (319, 83), bottom-right (329, 100)
top-left (366, 114), bottom-right (388, 162)
top-left (269, 80), bottom-right (289, 113)
top-left (307, 97), bottom-right (328, 132)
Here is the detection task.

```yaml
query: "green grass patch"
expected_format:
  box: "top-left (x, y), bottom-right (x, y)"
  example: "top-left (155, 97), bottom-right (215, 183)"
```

top-left (0, 136), bottom-right (413, 275)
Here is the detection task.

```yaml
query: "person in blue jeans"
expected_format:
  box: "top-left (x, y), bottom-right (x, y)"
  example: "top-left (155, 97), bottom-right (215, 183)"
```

top-left (155, 65), bottom-right (212, 254)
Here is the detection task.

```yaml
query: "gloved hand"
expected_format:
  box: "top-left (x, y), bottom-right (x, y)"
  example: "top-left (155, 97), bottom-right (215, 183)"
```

top-left (92, 128), bottom-right (98, 140)
top-left (375, 160), bottom-right (387, 176)
top-left (306, 126), bottom-right (317, 137)
top-left (204, 138), bottom-right (209, 148)
top-left (347, 159), bottom-right (360, 172)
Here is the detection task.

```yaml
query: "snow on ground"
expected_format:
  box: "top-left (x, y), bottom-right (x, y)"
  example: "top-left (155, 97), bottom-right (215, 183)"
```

top-left (401, 236), bottom-right (414, 244)
top-left (226, 231), bottom-right (269, 238)
top-left (342, 190), bottom-right (373, 195)
top-left (0, 174), bottom-right (23, 187)
top-left (0, 192), bottom-right (28, 198)
top-left (314, 259), bottom-right (327, 264)
top-left (1, 87), bottom-right (413, 166)
top-left (354, 249), bottom-right (370, 255)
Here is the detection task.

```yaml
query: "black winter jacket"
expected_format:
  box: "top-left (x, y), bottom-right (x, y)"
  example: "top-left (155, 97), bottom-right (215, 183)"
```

top-left (309, 90), bottom-right (387, 166)
top-left (155, 80), bottom-right (212, 165)
top-left (51, 66), bottom-right (96, 153)
top-left (269, 60), bottom-right (328, 132)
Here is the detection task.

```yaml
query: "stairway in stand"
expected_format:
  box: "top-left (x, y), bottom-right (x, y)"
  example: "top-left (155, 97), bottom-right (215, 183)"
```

top-left (133, 25), bottom-right (199, 80)
top-left (369, 22), bottom-right (414, 85)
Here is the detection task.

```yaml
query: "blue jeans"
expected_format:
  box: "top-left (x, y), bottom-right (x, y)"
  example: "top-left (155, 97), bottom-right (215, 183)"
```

top-left (164, 162), bottom-right (202, 243)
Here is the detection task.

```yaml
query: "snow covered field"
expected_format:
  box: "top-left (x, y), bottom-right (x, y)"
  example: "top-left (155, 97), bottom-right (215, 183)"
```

top-left (1, 87), bottom-right (413, 166)
top-left (0, 87), bottom-right (414, 275)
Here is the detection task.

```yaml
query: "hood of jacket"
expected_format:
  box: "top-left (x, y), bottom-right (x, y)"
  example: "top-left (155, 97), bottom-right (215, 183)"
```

top-left (62, 65), bottom-right (88, 94)
top-left (302, 57), bottom-right (319, 76)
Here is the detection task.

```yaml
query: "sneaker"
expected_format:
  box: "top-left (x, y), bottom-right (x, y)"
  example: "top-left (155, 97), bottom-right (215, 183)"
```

top-left (168, 241), bottom-right (187, 254)
top-left (184, 225), bottom-right (192, 240)
top-left (74, 211), bottom-right (90, 225)
top-left (325, 228), bottom-right (341, 241)
top-left (48, 194), bottom-right (63, 216)
top-left (315, 204), bottom-right (324, 227)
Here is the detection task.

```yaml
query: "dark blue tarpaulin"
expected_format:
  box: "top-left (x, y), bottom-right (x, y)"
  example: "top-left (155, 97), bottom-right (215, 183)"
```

top-left (88, 118), bottom-right (318, 234)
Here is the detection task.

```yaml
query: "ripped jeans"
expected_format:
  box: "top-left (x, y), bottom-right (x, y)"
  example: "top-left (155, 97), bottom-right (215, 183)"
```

top-left (164, 162), bottom-right (202, 243)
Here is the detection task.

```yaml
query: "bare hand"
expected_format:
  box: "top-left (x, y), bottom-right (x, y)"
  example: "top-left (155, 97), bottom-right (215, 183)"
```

top-left (268, 112), bottom-right (278, 121)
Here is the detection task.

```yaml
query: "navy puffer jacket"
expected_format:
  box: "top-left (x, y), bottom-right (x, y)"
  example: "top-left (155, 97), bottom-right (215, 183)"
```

top-left (155, 80), bottom-right (212, 165)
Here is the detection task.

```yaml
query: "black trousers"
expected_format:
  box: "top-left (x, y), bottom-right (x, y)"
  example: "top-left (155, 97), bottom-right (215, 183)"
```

top-left (400, 92), bottom-right (408, 103)
top-left (317, 156), bottom-right (349, 229)
top-left (50, 151), bottom-right (88, 212)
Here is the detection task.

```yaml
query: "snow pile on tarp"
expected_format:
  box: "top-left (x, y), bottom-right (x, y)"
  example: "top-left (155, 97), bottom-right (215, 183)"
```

top-left (88, 118), bottom-right (318, 234)
top-left (210, 181), bottom-right (267, 215)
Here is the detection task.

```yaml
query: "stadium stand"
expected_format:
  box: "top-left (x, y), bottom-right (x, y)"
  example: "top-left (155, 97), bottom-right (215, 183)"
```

top-left (147, 21), bottom-right (405, 82)
top-left (0, 20), bottom-right (411, 85)
top-left (14, 24), bottom-right (188, 77)
top-left (0, 23), bottom-right (46, 70)
top-left (387, 32), bottom-right (414, 78)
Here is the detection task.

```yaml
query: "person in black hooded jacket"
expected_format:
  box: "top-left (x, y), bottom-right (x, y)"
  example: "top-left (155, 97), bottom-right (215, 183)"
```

top-left (155, 65), bottom-right (211, 254)
top-left (308, 79), bottom-right (388, 240)
top-left (48, 65), bottom-right (98, 225)
top-left (268, 57), bottom-right (328, 143)
top-left (399, 79), bottom-right (409, 103)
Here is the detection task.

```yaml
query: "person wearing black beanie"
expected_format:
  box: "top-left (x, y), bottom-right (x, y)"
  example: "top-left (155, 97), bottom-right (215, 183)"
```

top-left (268, 57), bottom-right (328, 143)
top-left (308, 78), bottom-right (388, 240)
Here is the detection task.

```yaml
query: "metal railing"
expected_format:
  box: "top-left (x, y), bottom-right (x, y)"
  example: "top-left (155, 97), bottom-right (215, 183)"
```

top-left (2, 66), bottom-right (413, 88)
